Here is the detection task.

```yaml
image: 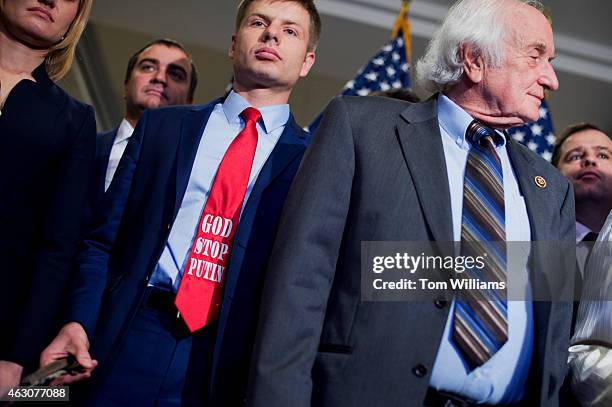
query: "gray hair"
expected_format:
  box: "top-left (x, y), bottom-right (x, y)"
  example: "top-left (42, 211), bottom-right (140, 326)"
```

top-left (416, 0), bottom-right (546, 93)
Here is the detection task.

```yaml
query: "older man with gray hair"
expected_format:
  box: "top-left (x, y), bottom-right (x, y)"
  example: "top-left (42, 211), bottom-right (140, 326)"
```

top-left (247, 0), bottom-right (575, 406)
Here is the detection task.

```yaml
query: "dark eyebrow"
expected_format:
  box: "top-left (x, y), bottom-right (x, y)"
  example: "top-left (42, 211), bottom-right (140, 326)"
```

top-left (248, 13), bottom-right (271, 23)
top-left (167, 63), bottom-right (188, 76)
top-left (138, 58), bottom-right (159, 66)
top-left (248, 13), bottom-right (304, 32)
top-left (563, 146), bottom-right (584, 157)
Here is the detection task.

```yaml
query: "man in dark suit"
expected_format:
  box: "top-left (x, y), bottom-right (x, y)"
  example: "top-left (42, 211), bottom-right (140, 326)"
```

top-left (553, 123), bottom-right (612, 265)
top-left (96, 38), bottom-right (197, 197)
top-left (248, 0), bottom-right (575, 406)
top-left (552, 124), bottom-right (612, 405)
top-left (40, 1), bottom-right (320, 406)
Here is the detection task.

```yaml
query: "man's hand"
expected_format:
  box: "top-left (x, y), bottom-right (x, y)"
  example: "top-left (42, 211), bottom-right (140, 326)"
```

top-left (40, 322), bottom-right (98, 385)
top-left (0, 360), bottom-right (23, 397)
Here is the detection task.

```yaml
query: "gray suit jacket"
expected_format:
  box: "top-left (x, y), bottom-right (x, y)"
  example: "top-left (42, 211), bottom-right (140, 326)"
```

top-left (247, 95), bottom-right (576, 407)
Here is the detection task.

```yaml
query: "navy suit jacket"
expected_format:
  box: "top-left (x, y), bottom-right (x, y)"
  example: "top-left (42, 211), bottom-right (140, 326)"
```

top-left (0, 64), bottom-right (96, 368)
top-left (67, 99), bottom-right (308, 405)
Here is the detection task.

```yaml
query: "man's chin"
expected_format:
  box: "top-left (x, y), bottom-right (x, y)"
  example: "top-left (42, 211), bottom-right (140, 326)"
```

top-left (140, 100), bottom-right (163, 110)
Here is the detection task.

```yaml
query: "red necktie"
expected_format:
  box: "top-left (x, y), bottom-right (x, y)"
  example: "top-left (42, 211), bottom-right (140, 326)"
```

top-left (175, 107), bottom-right (261, 332)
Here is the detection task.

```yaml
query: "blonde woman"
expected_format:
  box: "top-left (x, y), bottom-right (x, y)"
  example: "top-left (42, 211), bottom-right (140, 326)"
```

top-left (0, 0), bottom-right (95, 390)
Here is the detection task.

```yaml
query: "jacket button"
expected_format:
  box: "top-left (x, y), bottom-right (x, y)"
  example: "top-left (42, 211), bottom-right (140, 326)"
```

top-left (434, 296), bottom-right (448, 309)
top-left (412, 364), bottom-right (428, 378)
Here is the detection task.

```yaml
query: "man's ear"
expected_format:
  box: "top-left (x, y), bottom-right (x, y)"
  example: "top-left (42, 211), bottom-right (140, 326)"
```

top-left (228, 34), bottom-right (236, 59)
top-left (461, 43), bottom-right (485, 84)
top-left (299, 51), bottom-right (316, 78)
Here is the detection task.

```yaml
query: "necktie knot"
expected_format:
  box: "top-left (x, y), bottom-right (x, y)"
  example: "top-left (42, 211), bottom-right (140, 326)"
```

top-left (241, 107), bottom-right (261, 125)
top-left (583, 232), bottom-right (599, 242)
top-left (466, 120), bottom-right (503, 148)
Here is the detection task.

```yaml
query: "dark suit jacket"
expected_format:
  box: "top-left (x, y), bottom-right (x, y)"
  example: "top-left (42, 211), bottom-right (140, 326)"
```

top-left (66, 99), bottom-right (309, 405)
top-left (0, 64), bottom-right (96, 367)
top-left (247, 95), bottom-right (576, 407)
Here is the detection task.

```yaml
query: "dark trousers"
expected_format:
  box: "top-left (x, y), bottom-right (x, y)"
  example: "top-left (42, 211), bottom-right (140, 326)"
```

top-left (84, 291), bottom-right (216, 407)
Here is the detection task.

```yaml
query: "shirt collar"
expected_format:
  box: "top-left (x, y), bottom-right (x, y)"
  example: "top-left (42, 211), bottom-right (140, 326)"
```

top-left (222, 90), bottom-right (290, 134)
top-left (438, 94), bottom-right (506, 150)
top-left (575, 221), bottom-right (593, 242)
top-left (115, 118), bottom-right (135, 144)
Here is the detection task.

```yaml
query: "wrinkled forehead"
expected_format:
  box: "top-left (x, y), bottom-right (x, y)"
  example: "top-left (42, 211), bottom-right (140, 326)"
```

top-left (563, 130), bottom-right (612, 154)
top-left (505, 3), bottom-right (555, 53)
top-left (138, 44), bottom-right (190, 65)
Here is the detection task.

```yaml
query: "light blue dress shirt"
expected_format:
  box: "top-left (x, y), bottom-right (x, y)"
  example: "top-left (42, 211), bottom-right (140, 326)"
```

top-left (149, 91), bottom-right (289, 291)
top-left (428, 95), bottom-right (534, 404)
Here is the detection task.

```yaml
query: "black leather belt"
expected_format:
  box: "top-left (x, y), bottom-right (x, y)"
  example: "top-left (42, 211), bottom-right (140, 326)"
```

top-left (144, 287), bottom-right (180, 318)
top-left (424, 388), bottom-right (487, 407)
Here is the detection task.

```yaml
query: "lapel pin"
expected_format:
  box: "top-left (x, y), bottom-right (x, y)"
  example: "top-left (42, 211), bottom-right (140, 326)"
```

top-left (534, 176), bottom-right (546, 188)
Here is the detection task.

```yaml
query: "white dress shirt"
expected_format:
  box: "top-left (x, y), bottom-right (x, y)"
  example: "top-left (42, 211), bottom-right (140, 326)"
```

top-left (569, 210), bottom-right (612, 407)
top-left (105, 118), bottom-right (134, 191)
top-left (429, 95), bottom-right (533, 404)
top-left (576, 221), bottom-right (596, 276)
top-left (149, 91), bottom-right (289, 291)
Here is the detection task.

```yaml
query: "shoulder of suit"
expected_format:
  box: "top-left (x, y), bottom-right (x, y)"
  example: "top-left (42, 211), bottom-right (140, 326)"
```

top-left (336, 94), bottom-right (413, 111)
top-left (50, 86), bottom-right (95, 128)
top-left (333, 94), bottom-right (433, 123)
top-left (142, 99), bottom-right (221, 122)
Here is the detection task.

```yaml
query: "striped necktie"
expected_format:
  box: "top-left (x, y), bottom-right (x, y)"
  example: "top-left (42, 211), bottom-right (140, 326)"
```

top-left (453, 120), bottom-right (508, 369)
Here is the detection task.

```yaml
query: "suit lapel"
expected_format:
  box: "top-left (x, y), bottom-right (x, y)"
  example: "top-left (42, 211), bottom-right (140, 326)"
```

top-left (173, 101), bottom-right (219, 218)
top-left (233, 115), bottom-right (306, 248)
top-left (220, 115), bottom-right (306, 317)
top-left (396, 98), bottom-right (453, 242)
top-left (211, 115), bottom-right (307, 389)
top-left (505, 139), bottom-right (548, 240)
top-left (506, 137), bottom-right (557, 385)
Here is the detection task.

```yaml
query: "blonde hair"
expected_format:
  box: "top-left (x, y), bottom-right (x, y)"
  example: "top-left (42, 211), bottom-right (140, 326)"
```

top-left (0, 0), bottom-right (93, 81)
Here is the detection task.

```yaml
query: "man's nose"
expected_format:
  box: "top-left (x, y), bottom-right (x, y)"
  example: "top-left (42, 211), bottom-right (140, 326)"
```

top-left (540, 61), bottom-right (559, 91)
top-left (261, 24), bottom-right (280, 44)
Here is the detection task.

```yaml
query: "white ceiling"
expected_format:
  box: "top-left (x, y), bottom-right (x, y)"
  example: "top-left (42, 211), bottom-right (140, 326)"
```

top-left (90, 0), bottom-right (612, 83)
top-left (87, 0), bottom-right (612, 131)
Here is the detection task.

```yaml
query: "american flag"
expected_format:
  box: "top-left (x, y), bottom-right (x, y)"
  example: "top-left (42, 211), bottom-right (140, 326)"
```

top-left (507, 100), bottom-right (556, 161)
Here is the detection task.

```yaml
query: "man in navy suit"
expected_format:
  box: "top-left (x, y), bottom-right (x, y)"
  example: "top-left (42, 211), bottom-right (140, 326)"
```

top-left (41, 1), bottom-right (320, 406)
top-left (96, 38), bottom-right (197, 197)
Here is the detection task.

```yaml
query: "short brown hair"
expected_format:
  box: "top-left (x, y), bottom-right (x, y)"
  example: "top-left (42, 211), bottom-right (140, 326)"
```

top-left (552, 122), bottom-right (610, 166)
top-left (0, 0), bottom-right (93, 81)
top-left (235, 0), bottom-right (321, 51)
top-left (124, 38), bottom-right (198, 101)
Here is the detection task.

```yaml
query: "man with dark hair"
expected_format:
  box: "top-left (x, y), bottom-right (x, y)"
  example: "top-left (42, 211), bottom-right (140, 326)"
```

top-left (553, 122), bottom-right (612, 247)
top-left (41, 1), bottom-right (319, 406)
top-left (96, 38), bottom-right (197, 194)
top-left (553, 124), bottom-right (612, 399)
top-left (554, 124), bottom-right (612, 406)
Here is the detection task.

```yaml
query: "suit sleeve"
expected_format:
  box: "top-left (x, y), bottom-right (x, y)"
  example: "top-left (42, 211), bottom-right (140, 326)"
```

top-left (247, 97), bottom-right (356, 407)
top-left (63, 113), bottom-right (149, 339)
top-left (8, 105), bottom-right (96, 367)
